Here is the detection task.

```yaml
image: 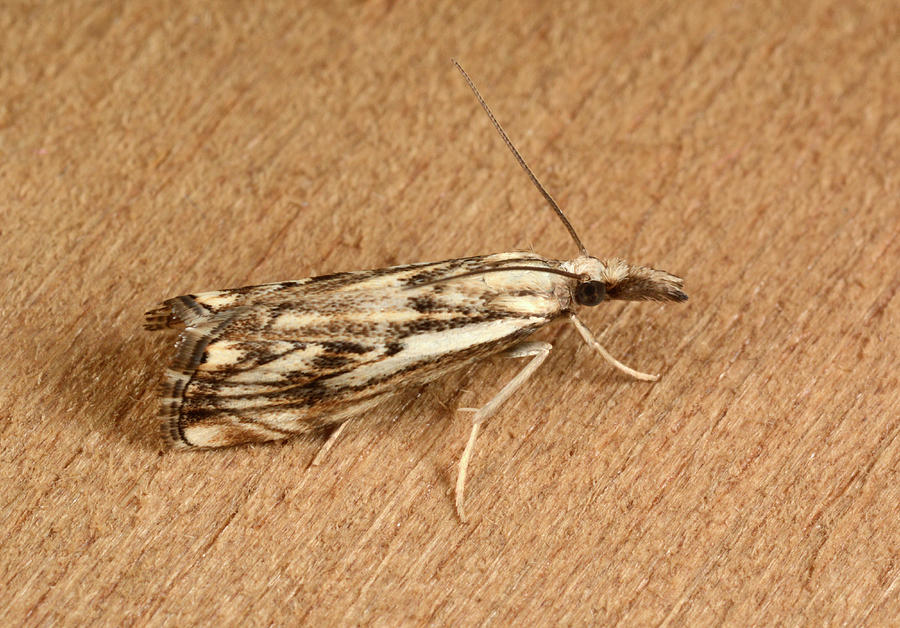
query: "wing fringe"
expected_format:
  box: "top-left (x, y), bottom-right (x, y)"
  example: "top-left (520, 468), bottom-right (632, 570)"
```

top-left (145, 296), bottom-right (241, 448)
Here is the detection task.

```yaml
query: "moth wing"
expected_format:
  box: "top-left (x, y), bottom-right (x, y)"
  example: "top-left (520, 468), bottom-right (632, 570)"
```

top-left (147, 287), bottom-right (408, 448)
top-left (145, 254), bottom-right (570, 449)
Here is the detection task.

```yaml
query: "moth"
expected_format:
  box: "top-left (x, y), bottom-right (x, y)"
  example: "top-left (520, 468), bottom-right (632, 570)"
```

top-left (145, 61), bottom-right (687, 521)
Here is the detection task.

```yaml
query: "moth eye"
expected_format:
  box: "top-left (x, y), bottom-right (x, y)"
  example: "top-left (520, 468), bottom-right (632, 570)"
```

top-left (574, 281), bottom-right (606, 306)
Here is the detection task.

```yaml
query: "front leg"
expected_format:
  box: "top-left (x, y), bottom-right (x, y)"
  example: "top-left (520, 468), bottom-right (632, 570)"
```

top-left (456, 341), bottom-right (552, 522)
top-left (569, 313), bottom-right (659, 381)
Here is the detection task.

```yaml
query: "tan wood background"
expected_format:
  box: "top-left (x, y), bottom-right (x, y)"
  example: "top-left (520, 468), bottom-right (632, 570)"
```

top-left (2, 1), bottom-right (898, 625)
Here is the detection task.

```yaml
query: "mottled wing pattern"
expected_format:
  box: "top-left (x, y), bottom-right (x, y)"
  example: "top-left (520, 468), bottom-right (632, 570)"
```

top-left (145, 253), bottom-right (573, 448)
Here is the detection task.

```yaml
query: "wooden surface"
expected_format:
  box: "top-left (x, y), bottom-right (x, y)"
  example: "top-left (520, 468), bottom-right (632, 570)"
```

top-left (3, 1), bottom-right (898, 625)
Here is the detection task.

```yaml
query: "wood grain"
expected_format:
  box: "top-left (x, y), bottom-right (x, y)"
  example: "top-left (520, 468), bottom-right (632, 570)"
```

top-left (2, 1), bottom-right (897, 625)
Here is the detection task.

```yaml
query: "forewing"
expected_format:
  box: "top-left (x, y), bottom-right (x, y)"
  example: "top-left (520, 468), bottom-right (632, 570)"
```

top-left (146, 254), bottom-right (570, 448)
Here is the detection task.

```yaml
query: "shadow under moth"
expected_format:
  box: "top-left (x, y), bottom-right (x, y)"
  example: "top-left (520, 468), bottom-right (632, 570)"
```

top-left (145, 61), bottom-right (687, 521)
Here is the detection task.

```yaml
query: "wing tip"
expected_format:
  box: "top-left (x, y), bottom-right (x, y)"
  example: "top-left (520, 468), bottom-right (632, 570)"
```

top-left (148, 296), bottom-right (242, 450)
top-left (144, 295), bottom-right (212, 331)
top-left (144, 305), bottom-right (179, 331)
top-left (158, 370), bottom-right (195, 450)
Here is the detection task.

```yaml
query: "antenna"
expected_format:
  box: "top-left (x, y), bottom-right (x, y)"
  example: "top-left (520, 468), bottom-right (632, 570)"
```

top-left (452, 59), bottom-right (588, 257)
top-left (409, 264), bottom-right (583, 289)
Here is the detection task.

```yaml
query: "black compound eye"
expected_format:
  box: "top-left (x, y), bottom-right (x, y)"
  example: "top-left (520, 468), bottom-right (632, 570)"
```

top-left (575, 281), bottom-right (606, 306)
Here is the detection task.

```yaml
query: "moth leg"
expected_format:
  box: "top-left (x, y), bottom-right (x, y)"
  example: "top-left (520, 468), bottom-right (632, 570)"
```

top-left (569, 313), bottom-right (659, 381)
top-left (456, 341), bottom-right (552, 523)
top-left (309, 420), bottom-right (352, 468)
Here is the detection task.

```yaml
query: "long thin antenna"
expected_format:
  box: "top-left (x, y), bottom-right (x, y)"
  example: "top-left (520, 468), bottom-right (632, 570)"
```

top-left (452, 59), bottom-right (588, 256)
top-left (408, 265), bottom-right (583, 289)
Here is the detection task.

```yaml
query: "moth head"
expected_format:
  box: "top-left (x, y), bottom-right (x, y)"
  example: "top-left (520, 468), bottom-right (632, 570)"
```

top-left (569, 256), bottom-right (688, 306)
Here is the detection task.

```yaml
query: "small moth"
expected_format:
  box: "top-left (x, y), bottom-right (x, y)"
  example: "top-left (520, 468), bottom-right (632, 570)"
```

top-left (145, 61), bottom-right (687, 521)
